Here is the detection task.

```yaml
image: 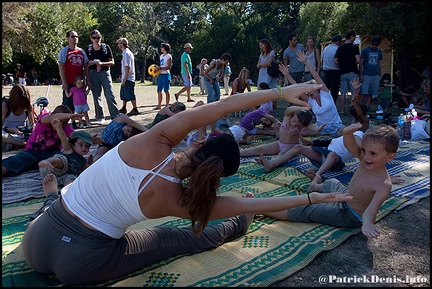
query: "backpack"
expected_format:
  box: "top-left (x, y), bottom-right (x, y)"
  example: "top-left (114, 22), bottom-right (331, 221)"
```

top-left (267, 52), bottom-right (280, 78)
top-left (86, 43), bottom-right (108, 57)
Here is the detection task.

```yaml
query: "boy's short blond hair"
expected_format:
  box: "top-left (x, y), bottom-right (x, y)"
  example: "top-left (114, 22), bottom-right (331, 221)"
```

top-left (363, 124), bottom-right (399, 154)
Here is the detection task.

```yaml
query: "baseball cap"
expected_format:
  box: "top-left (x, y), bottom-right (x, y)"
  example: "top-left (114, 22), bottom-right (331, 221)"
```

top-left (202, 134), bottom-right (240, 177)
top-left (70, 131), bottom-right (93, 145)
top-left (228, 125), bottom-right (245, 143)
top-left (332, 34), bottom-right (342, 42)
top-left (184, 43), bottom-right (193, 49)
top-left (116, 38), bottom-right (128, 46)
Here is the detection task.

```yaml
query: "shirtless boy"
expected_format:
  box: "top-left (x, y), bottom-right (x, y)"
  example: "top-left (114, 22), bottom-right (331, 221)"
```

top-left (249, 123), bottom-right (399, 239)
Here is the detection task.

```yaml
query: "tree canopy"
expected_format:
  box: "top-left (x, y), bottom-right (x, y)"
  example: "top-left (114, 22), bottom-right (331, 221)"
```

top-left (2, 2), bottom-right (430, 86)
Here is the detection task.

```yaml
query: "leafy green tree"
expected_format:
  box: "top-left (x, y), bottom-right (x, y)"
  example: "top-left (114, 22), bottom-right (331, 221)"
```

top-left (345, 2), bottom-right (430, 87)
top-left (297, 2), bottom-right (349, 45)
top-left (5, 3), bottom-right (96, 81)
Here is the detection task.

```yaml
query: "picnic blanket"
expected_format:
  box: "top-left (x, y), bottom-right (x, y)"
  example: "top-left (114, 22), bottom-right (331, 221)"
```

top-left (2, 137), bottom-right (430, 287)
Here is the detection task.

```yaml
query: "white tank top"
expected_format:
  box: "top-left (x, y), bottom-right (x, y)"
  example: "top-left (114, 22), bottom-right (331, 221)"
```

top-left (61, 143), bottom-right (181, 239)
top-left (308, 90), bottom-right (342, 127)
top-left (4, 110), bottom-right (27, 128)
top-left (304, 49), bottom-right (317, 72)
top-left (328, 131), bottom-right (364, 162)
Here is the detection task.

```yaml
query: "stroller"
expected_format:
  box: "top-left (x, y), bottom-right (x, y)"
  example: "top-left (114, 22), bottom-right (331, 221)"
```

top-left (2, 73), bottom-right (14, 86)
top-left (32, 85), bottom-right (50, 122)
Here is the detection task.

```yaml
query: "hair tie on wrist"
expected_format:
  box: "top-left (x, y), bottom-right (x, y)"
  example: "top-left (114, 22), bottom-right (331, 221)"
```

top-left (307, 193), bottom-right (312, 205)
top-left (278, 85), bottom-right (283, 100)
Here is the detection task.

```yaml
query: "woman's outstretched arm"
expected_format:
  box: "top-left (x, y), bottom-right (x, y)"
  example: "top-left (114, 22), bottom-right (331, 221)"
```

top-left (148, 83), bottom-right (320, 145)
top-left (208, 192), bottom-right (353, 220)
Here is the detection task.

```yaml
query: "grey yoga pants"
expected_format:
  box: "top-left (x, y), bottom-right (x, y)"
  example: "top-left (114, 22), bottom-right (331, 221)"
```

top-left (21, 196), bottom-right (249, 285)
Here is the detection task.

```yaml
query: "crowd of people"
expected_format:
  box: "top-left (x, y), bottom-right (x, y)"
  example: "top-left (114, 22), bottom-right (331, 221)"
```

top-left (2, 27), bottom-right (430, 286)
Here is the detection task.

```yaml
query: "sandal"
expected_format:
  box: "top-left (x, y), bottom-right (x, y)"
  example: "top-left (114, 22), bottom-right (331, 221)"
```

top-left (29, 192), bottom-right (59, 220)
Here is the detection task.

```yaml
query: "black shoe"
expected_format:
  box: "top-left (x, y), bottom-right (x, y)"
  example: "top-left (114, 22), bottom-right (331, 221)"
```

top-left (174, 93), bottom-right (179, 101)
top-left (119, 107), bottom-right (127, 114)
top-left (187, 99), bottom-right (195, 102)
top-left (72, 122), bottom-right (79, 129)
top-left (127, 108), bottom-right (140, 116)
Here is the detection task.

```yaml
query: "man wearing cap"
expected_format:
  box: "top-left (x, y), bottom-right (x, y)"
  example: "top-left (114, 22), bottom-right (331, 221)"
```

top-left (58, 30), bottom-right (91, 128)
top-left (322, 34), bottom-right (342, 103)
top-left (116, 37), bottom-right (140, 116)
top-left (174, 43), bottom-right (195, 102)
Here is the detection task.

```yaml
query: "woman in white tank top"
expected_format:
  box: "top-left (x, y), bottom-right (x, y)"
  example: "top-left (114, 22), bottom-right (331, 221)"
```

top-left (21, 80), bottom-right (352, 286)
top-left (280, 50), bottom-right (345, 137)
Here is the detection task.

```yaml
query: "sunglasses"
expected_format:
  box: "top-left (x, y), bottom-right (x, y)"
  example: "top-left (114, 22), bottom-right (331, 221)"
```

top-left (92, 36), bottom-right (101, 40)
top-left (70, 35), bottom-right (79, 38)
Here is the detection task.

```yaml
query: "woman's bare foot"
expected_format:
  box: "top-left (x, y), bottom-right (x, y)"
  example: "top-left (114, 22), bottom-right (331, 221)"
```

top-left (255, 153), bottom-right (273, 172)
top-left (307, 173), bottom-right (322, 191)
top-left (306, 170), bottom-right (316, 181)
top-left (42, 173), bottom-right (58, 196)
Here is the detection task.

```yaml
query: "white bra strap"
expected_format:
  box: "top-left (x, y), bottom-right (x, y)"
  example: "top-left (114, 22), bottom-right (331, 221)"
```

top-left (138, 153), bottom-right (174, 195)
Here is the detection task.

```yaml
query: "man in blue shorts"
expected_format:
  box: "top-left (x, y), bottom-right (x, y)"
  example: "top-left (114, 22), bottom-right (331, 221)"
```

top-left (116, 38), bottom-right (139, 116)
top-left (174, 43), bottom-right (195, 102)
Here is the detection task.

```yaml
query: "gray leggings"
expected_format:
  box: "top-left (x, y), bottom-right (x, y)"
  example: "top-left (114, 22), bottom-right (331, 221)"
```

top-left (21, 197), bottom-right (248, 286)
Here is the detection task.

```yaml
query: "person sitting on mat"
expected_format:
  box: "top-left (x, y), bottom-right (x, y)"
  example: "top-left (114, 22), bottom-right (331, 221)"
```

top-left (21, 81), bottom-right (353, 286)
top-left (249, 123), bottom-right (399, 239)
top-left (240, 105), bottom-right (323, 159)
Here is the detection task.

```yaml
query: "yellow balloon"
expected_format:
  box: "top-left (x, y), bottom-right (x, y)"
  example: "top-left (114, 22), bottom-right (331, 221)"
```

top-left (148, 64), bottom-right (160, 77)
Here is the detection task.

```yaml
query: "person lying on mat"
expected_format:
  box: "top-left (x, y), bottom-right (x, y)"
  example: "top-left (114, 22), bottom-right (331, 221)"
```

top-left (92, 113), bottom-right (148, 162)
top-left (249, 123), bottom-right (399, 239)
top-left (21, 82), bottom-right (353, 286)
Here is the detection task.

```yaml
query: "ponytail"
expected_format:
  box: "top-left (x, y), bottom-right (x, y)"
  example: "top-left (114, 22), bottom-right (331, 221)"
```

top-left (177, 149), bottom-right (225, 235)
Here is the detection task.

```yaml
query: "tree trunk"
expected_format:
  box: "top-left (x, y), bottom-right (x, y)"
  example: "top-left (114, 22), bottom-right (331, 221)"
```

top-left (141, 58), bottom-right (147, 83)
top-left (43, 55), bottom-right (50, 84)
top-left (398, 52), bottom-right (415, 89)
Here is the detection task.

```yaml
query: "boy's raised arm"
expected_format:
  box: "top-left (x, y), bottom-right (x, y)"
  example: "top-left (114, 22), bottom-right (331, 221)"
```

top-left (51, 118), bottom-right (72, 153)
top-left (343, 123), bottom-right (363, 159)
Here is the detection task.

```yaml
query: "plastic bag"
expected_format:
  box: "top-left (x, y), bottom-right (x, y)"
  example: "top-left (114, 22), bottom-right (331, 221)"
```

top-left (410, 119), bottom-right (429, 141)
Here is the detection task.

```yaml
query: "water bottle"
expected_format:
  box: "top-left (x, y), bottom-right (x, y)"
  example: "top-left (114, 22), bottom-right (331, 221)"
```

top-left (397, 114), bottom-right (405, 138)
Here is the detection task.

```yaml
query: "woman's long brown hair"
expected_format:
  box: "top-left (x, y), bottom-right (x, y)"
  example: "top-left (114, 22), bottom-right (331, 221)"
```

top-left (176, 144), bottom-right (225, 235)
